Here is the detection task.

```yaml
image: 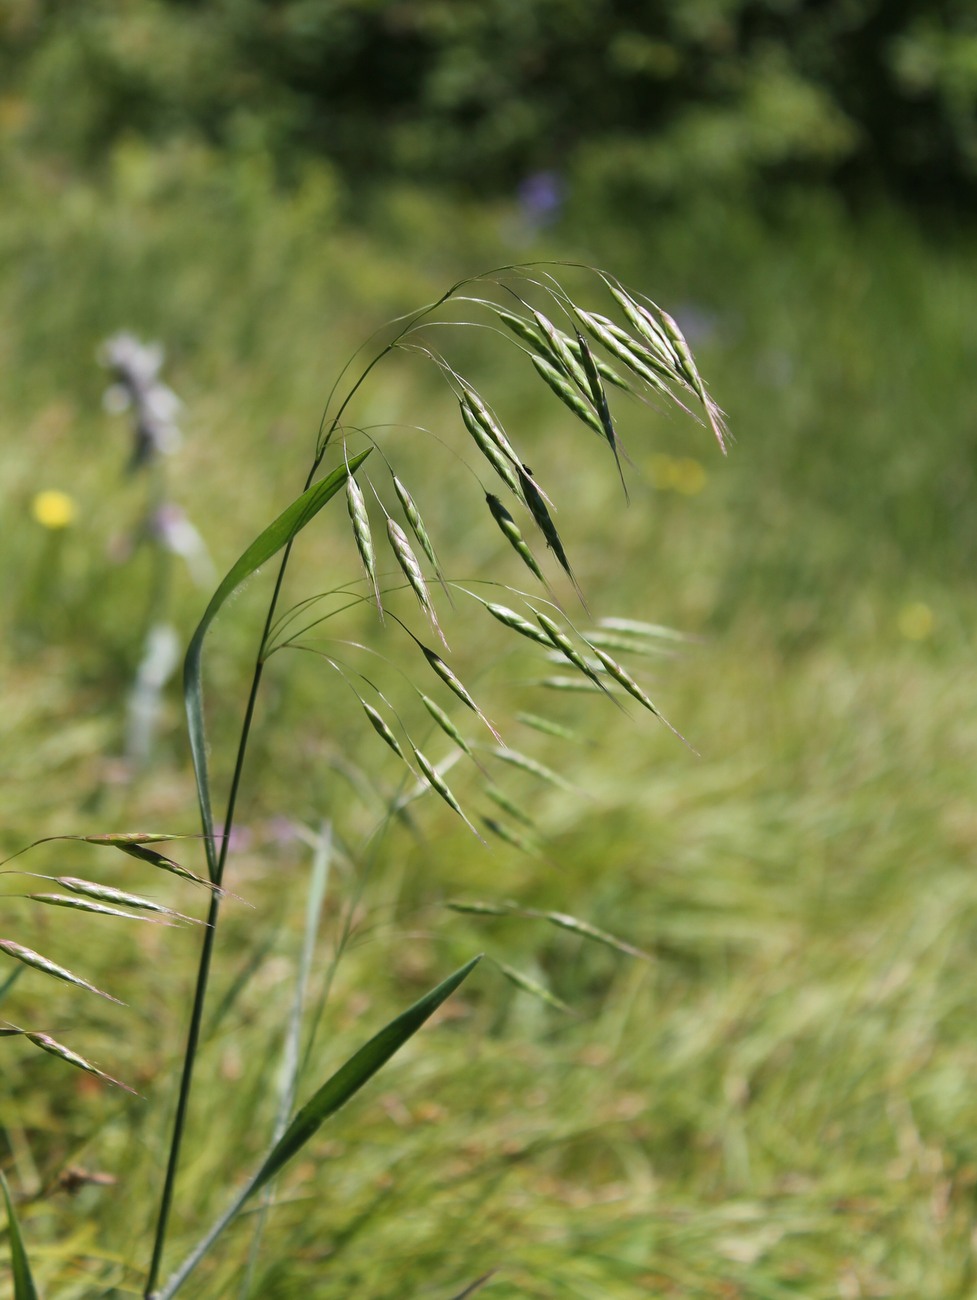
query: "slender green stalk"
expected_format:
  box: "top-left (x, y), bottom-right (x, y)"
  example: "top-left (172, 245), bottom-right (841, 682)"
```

top-left (144, 471), bottom-right (318, 1295)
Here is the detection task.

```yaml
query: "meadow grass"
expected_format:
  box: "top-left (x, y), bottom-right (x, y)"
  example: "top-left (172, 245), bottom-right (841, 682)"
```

top-left (2, 144), bottom-right (977, 1296)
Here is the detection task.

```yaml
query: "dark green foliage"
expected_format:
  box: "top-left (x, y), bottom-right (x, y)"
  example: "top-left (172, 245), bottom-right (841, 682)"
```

top-left (4, 0), bottom-right (976, 210)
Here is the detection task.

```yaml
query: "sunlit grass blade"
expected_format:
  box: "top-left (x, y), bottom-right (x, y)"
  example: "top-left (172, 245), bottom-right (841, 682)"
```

top-left (254, 952), bottom-right (482, 1189)
top-left (1, 1170), bottom-right (39, 1300)
top-left (184, 451), bottom-right (371, 878)
top-left (153, 957), bottom-right (482, 1300)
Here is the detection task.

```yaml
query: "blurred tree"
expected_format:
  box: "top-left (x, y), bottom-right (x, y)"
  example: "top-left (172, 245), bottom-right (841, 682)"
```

top-left (3, 0), bottom-right (975, 210)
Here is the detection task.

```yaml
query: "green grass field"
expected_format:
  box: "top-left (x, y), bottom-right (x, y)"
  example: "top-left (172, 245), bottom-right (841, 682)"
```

top-left (2, 139), bottom-right (977, 1297)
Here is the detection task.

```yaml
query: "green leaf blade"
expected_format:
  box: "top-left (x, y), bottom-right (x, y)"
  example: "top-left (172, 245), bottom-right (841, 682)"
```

top-left (250, 953), bottom-right (481, 1194)
top-left (1, 1171), bottom-right (40, 1300)
top-left (183, 451), bottom-right (372, 877)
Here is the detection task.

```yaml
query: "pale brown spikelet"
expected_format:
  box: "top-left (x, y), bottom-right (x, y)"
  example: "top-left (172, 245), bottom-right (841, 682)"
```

top-left (23, 1031), bottom-right (138, 1094)
top-left (28, 893), bottom-right (179, 925)
top-left (56, 877), bottom-right (200, 922)
top-left (0, 939), bottom-right (124, 1004)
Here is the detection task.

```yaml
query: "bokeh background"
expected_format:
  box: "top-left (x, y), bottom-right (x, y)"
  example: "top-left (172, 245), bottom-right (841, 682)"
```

top-left (2, 3), bottom-right (977, 1296)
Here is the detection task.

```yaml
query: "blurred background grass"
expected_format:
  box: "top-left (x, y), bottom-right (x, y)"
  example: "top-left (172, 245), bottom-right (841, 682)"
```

top-left (2, 2), bottom-right (977, 1296)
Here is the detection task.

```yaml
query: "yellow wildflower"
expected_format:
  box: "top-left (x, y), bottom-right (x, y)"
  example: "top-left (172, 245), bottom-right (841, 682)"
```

top-left (31, 489), bottom-right (77, 530)
top-left (898, 602), bottom-right (934, 641)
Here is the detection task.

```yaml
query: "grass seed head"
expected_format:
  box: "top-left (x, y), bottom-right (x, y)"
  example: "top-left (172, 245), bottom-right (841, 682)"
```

top-left (485, 494), bottom-right (545, 583)
top-left (460, 397), bottom-right (522, 496)
top-left (517, 465), bottom-right (579, 596)
top-left (411, 746), bottom-right (477, 833)
top-left (485, 602), bottom-right (553, 646)
top-left (535, 613), bottom-right (606, 689)
top-left (387, 517), bottom-right (444, 643)
top-left (392, 475), bottom-right (442, 576)
top-left (419, 644), bottom-right (501, 741)
top-left (28, 893), bottom-right (178, 925)
top-left (346, 474), bottom-right (382, 611)
top-left (420, 693), bottom-right (472, 754)
top-left (530, 354), bottom-right (605, 437)
top-left (25, 1031), bottom-right (138, 1094)
top-left (0, 939), bottom-right (124, 1004)
top-left (362, 701), bottom-right (407, 761)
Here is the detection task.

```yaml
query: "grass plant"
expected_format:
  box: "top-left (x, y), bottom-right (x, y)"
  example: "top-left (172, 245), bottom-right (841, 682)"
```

top-left (2, 258), bottom-right (725, 1297)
